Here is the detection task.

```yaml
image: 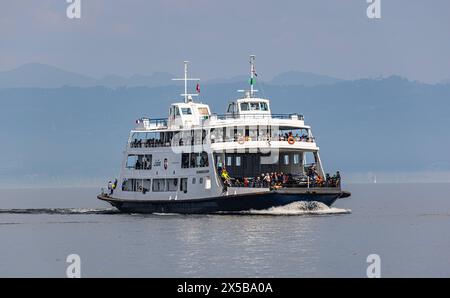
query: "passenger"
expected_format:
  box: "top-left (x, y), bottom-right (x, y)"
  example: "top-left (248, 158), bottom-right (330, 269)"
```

top-left (316, 175), bottom-right (324, 186)
top-left (244, 177), bottom-right (249, 187)
top-left (113, 179), bottom-right (118, 190)
top-left (256, 176), bottom-right (262, 188)
top-left (264, 173), bottom-right (271, 187)
top-left (108, 181), bottom-right (113, 195)
top-left (221, 168), bottom-right (231, 186)
top-left (283, 173), bottom-right (289, 184)
top-left (335, 171), bottom-right (341, 187)
top-left (326, 173), bottom-right (331, 186)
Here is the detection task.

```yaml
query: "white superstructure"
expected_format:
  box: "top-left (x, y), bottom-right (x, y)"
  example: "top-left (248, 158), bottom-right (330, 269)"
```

top-left (113, 57), bottom-right (327, 202)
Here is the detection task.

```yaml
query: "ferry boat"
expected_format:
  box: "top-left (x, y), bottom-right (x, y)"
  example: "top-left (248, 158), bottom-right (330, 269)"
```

top-left (98, 56), bottom-right (351, 214)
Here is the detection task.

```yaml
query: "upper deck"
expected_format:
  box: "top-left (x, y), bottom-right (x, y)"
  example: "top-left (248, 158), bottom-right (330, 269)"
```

top-left (134, 112), bottom-right (306, 132)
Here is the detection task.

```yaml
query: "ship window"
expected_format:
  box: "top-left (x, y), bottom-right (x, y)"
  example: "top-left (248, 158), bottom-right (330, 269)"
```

top-left (180, 178), bottom-right (188, 193)
top-left (199, 177), bottom-right (204, 184)
top-left (205, 177), bottom-right (211, 190)
top-left (126, 155), bottom-right (138, 168)
top-left (143, 179), bottom-right (151, 192)
top-left (175, 106), bottom-right (181, 116)
top-left (293, 154), bottom-right (300, 165)
top-left (240, 103), bottom-right (249, 111)
top-left (284, 154), bottom-right (290, 165)
top-left (181, 108), bottom-right (192, 115)
top-left (166, 179), bottom-right (178, 192)
top-left (236, 156), bottom-right (241, 167)
top-left (200, 151), bottom-right (209, 167)
top-left (227, 104), bottom-right (234, 113)
top-left (195, 153), bottom-right (201, 167)
top-left (122, 179), bottom-right (151, 193)
top-left (122, 179), bottom-right (132, 191)
top-left (260, 102), bottom-right (268, 111)
top-left (198, 107), bottom-right (209, 116)
top-left (152, 179), bottom-right (166, 192)
top-left (182, 153), bottom-right (189, 168)
top-left (216, 155), bottom-right (222, 166)
top-left (250, 102), bottom-right (260, 111)
top-left (227, 156), bottom-right (232, 166)
top-left (127, 154), bottom-right (152, 170)
top-left (190, 153), bottom-right (198, 168)
top-left (192, 177), bottom-right (196, 184)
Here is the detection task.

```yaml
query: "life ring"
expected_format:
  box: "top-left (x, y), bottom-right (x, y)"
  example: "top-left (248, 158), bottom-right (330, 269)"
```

top-left (238, 137), bottom-right (245, 145)
top-left (288, 136), bottom-right (295, 145)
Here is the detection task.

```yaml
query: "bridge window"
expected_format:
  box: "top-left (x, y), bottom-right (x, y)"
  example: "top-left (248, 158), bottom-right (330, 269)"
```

top-left (283, 154), bottom-right (290, 165)
top-left (250, 102), bottom-right (260, 111)
top-left (260, 102), bottom-right (268, 111)
top-left (293, 154), bottom-right (300, 165)
top-left (198, 107), bottom-right (209, 116)
top-left (181, 108), bottom-right (192, 115)
top-left (240, 103), bottom-right (249, 111)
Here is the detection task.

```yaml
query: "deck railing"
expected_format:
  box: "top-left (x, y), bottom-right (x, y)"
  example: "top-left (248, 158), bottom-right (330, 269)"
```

top-left (212, 113), bottom-right (304, 121)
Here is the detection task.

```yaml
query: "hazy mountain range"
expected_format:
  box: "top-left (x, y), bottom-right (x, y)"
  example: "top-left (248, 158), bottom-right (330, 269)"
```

top-left (1, 64), bottom-right (449, 187)
top-left (0, 63), bottom-right (343, 89)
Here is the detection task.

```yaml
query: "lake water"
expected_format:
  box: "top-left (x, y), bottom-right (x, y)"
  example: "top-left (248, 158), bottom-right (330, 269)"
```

top-left (0, 183), bottom-right (449, 277)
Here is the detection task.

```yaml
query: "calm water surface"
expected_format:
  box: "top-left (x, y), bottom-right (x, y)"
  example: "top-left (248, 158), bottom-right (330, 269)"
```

top-left (0, 183), bottom-right (449, 277)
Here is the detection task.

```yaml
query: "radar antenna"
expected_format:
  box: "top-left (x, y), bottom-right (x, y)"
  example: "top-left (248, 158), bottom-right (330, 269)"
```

top-left (172, 61), bottom-right (200, 103)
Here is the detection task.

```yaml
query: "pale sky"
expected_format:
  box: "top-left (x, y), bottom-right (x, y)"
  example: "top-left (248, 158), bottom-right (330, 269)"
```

top-left (1, 0), bottom-right (449, 83)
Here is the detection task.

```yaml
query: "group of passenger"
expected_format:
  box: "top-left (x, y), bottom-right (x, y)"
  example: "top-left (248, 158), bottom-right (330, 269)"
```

top-left (131, 132), bottom-right (314, 147)
top-left (134, 157), bottom-right (151, 170)
top-left (230, 172), bottom-right (291, 188)
top-left (130, 138), bottom-right (166, 148)
top-left (277, 131), bottom-right (313, 142)
top-left (107, 179), bottom-right (118, 195)
top-left (219, 167), bottom-right (341, 189)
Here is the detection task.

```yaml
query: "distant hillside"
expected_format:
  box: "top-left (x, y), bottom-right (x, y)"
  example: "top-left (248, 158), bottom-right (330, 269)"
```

top-left (0, 63), bottom-right (96, 88)
top-left (270, 71), bottom-right (342, 86)
top-left (0, 63), bottom-right (345, 89)
top-left (0, 63), bottom-right (175, 88)
top-left (1, 77), bottom-right (450, 186)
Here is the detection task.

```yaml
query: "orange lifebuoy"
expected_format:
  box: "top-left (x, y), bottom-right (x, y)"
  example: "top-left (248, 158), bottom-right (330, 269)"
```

top-left (288, 136), bottom-right (295, 145)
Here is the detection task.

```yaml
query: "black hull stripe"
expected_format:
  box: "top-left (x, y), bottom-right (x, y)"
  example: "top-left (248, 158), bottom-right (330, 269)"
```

top-left (97, 191), bottom-right (349, 214)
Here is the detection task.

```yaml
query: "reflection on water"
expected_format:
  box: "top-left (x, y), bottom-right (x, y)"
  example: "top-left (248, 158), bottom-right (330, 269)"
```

top-left (1, 184), bottom-right (450, 277)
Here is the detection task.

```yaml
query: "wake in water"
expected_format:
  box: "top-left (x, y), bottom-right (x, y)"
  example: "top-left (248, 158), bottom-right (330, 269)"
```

top-left (0, 203), bottom-right (350, 216)
top-left (238, 201), bottom-right (351, 216)
top-left (0, 208), bottom-right (119, 215)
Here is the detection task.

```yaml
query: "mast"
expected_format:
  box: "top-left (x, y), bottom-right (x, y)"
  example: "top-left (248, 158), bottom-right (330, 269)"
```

top-left (237, 55), bottom-right (258, 98)
top-left (250, 54), bottom-right (255, 97)
top-left (172, 61), bottom-right (200, 103)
